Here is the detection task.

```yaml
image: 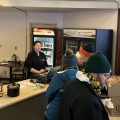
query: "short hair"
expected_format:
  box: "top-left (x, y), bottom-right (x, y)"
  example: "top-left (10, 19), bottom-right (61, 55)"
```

top-left (33, 41), bottom-right (42, 46)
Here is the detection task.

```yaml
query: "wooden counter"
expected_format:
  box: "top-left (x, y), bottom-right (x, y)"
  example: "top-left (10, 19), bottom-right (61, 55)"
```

top-left (0, 80), bottom-right (120, 120)
top-left (109, 116), bottom-right (120, 120)
top-left (0, 79), bottom-right (48, 120)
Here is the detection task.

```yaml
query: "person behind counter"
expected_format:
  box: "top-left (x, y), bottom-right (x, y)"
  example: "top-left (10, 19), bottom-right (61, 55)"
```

top-left (58, 51), bottom-right (111, 120)
top-left (44, 49), bottom-right (78, 120)
top-left (25, 41), bottom-right (48, 80)
top-left (76, 42), bottom-right (95, 70)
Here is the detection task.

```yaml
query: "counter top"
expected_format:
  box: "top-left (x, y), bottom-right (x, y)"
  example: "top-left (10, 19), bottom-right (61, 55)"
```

top-left (109, 116), bottom-right (120, 120)
top-left (0, 80), bottom-right (120, 120)
top-left (0, 79), bottom-right (48, 109)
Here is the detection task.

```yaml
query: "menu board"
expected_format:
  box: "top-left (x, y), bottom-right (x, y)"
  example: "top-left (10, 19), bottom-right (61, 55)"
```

top-left (33, 28), bottom-right (55, 36)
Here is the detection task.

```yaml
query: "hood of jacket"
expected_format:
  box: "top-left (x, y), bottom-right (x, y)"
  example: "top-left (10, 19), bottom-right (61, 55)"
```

top-left (76, 71), bottom-right (90, 84)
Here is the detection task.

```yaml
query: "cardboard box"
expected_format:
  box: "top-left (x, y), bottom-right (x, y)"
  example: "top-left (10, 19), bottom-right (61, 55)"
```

top-left (107, 75), bottom-right (120, 116)
top-left (107, 96), bottom-right (120, 117)
top-left (107, 75), bottom-right (120, 97)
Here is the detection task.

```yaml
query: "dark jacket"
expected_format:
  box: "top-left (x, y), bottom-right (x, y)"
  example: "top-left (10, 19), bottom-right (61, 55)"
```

top-left (25, 50), bottom-right (48, 75)
top-left (58, 78), bottom-right (109, 120)
top-left (45, 69), bottom-right (78, 120)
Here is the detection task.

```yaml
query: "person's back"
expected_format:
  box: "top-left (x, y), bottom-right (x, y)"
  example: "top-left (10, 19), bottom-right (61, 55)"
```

top-left (45, 69), bottom-right (77, 120)
top-left (45, 49), bottom-right (78, 120)
top-left (59, 78), bottom-right (109, 120)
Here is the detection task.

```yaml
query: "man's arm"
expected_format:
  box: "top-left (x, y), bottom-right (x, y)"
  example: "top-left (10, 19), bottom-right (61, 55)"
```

top-left (30, 68), bottom-right (45, 74)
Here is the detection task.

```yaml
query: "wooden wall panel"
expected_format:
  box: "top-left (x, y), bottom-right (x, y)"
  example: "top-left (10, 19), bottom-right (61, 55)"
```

top-left (55, 29), bottom-right (63, 66)
top-left (115, 9), bottom-right (120, 75)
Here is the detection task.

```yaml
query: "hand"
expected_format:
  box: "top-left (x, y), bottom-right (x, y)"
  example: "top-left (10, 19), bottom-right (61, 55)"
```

top-left (39, 69), bottom-right (45, 74)
top-left (44, 67), bottom-right (49, 72)
top-left (101, 98), bottom-right (114, 108)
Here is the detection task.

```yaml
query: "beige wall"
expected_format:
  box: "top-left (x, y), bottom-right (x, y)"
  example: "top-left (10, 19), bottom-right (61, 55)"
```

top-left (0, 11), bottom-right (26, 61)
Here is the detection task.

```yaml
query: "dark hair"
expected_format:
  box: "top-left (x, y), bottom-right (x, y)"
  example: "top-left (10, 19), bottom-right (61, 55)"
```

top-left (33, 41), bottom-right (42, 46)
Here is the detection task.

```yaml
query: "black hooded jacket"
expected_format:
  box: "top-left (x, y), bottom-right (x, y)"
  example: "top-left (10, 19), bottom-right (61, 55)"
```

top-left (58, 78), bottom-right (109, 120)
